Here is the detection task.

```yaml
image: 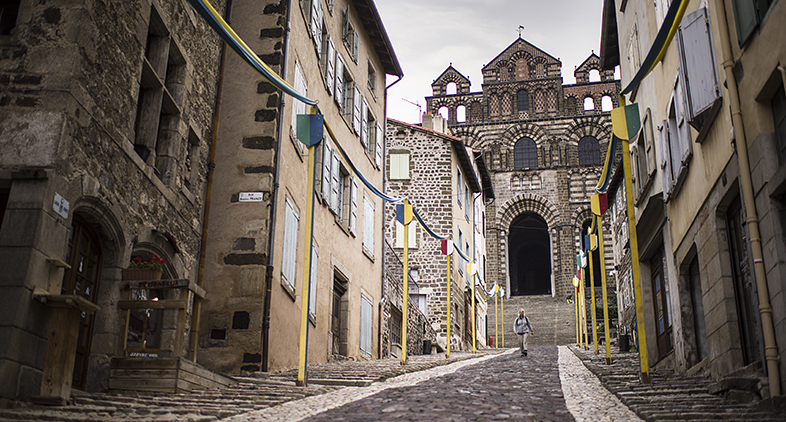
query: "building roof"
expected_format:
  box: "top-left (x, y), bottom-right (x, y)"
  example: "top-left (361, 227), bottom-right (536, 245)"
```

top-left (473, 151), bottom-right (495, 200)
top-left (599, 0), bottom-right (620, 70)
top-left (387, 118), bottom-right (485, 193)
top-left (482, 37), bottom-right (561, 72)
top-left (352, 0), bottom-right (403, 76)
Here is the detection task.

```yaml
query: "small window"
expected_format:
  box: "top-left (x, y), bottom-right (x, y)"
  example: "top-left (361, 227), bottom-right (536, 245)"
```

top-left (732, 0), bottom-right (775, 46)
top-left (458, 229), bottom-right (464, 274)
top-left (601, 96), bottom-right (614, 112)
top-left (367, 62), bottom-right (376, 97)
top-left (342, 8), bottom-right (358, 63)
top-left (516, 90), bottom-right (529, 113)
top-left (583, 97), bottom-right (595, 111)
top-left (390, 153), bottom-right (409, 179)
top-left (589, 69), bottom-right (601, 82)
top-left (438, 106), bottom-right (448, 120)
top-left (514, 137), bottom-right (537, 169)
top-left (578, 136), bottom-right (601, 166)
top-left (446, 82), bottom-right (457, 95)
top-left (456, 105), bottom-right (466, 122)
top-left (183, 129), bottom-right (200, 190)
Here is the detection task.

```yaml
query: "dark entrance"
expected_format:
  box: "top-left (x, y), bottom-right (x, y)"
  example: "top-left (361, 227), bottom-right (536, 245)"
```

top-left (508, 213), bottom-right (550, 295)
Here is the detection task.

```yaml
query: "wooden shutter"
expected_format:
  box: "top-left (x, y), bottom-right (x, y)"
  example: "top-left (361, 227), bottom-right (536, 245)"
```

top-left (309, 241), bottom-right (318, 318)
top-left (335, 56), bottom-right (345, 110)
top-left (678, 8), bottom-right (720, 123)
top-left (360, 294), bottom-right (372, 354)
top-left (674, 76), bottom-right (692, 166)
top-left (321, 141), bottom-right (332, 202)
top-left (361, 98), bottom-right (369, 148)
top-left (331, 150), bottom-right (341, 213)
top-left (457, 167), bottom-right (463, 206)
top-left (282, 198), bottom-right (299, 289)
top-left (658, 121), bottom-right (673, 201)
top-left (349, 176), bottom-right (358, 235)
top-left (363, 197), bottom-right (374, 255)
top-left (631, 145), bottom-right (640, 200)
top-left (352, 29), bottom-right (359, 62)
top-left (325, 39), bottom-right (335, 94)
top-left (311, 0), bottom-right (323, 56)
top-left (643, 109), bottom-right (657, 178)
top-left (375, 123), bottom-right (383, 168)
top-left (353, 85), bottom-right (362, 133)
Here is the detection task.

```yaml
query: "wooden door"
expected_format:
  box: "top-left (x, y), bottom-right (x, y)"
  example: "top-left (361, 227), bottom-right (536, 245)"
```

top-left (650, 247), bottom-right (672, 358)
top-left (61, 215), bottom-right (102, 389)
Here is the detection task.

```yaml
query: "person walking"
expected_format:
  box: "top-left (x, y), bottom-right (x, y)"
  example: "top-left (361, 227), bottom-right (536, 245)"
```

top-left (513, 309), bottom-right (534, 356)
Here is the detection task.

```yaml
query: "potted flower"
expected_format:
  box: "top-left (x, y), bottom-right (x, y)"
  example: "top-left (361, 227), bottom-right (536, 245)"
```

top-left (122, 254), bottom-right (165, 281)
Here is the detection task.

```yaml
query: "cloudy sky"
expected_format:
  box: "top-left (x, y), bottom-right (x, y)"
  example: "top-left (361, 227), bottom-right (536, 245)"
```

top-left (375, 0), bottom-right (606, 123)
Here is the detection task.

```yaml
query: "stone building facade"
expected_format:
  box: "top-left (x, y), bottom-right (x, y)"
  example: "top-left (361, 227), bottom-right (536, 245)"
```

top-left (0, 0), bottom-right (223, 401)
top-left (384, 116), bottom-right (493, 352)
top-left (425, 38), bottom-right (617, 302)
top-left (197, 0), bottom-right (402, 375)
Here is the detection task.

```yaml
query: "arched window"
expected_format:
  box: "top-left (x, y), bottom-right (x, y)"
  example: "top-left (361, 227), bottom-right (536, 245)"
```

top-left (438, 106), bottom-right (448, 120)
top-left (601, 95), bottom-right (613, 112)
top-left (516, 90), bottom-right (529, 113)
top-left (515, 59), bottom-right (529, 80)
top-left (470, 101), bottom-right (482, 121)
top-left (514, 137), bottom-right (538, 169)
top-left (578, 136), bottom-right (601, 166)
top-left (446, 82), bottom-right (457, 95)
top-left (589, 69), bottom-right (601, 82)
top-left (583, 97), bottom-right (595, 111)
top-left (456, 105), bottom-right (466, 122)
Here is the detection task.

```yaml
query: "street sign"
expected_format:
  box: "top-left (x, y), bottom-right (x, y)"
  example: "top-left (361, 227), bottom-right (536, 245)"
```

top-left (239, 192), bottom-right (264, 202)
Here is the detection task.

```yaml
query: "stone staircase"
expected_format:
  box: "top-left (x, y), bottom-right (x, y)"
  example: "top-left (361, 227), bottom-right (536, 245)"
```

top-left (487, 294), bottom-right (576, 348)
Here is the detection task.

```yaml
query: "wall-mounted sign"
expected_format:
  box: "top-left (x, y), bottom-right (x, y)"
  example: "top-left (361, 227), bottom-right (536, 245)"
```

top-left (53, 193), bottom-right (70, 219)
top-left (239, 192), bottom-right (264, 202)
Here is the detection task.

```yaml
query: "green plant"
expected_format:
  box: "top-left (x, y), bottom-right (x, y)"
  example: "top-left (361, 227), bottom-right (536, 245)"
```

top-left (128, 254), bottom-right (165, 270)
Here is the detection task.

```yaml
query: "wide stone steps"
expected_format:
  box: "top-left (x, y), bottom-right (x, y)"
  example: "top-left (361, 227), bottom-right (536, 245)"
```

top-left (488, 294), bottom-right (576, 348)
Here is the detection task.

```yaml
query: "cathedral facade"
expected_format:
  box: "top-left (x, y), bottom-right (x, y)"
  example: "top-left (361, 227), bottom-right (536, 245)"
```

top-left (425, 38), bottom-right (619, 299)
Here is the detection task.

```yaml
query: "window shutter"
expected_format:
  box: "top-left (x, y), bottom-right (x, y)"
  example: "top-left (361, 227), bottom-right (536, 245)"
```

top-left (352, 29), bottom-right (359, 62)
top-left (311, 0), bottom-right (323, 55)
top-left (321, 141), bottom-right (332, 201)
top-left (331, 150), bottom-right (341, 213)
top-left (363, 197), bottom-right (374, 255)
top-left (732, 0), bottom-right (758, 46)
top-left (282, 198), bottom-right (299, 289)
top-left (644, 109), bottom-right (657, 178)
top-left (335, 56), bottom-right (345, 110)
top-left (353, 85), bottom-right (362, 133)
top-left (360, 294), bottom-right (372, 355)
top-left (464, 184), bottom-right (470, 220)
top-left (375, 123), bottom-right (383, 168)
top-left (678, 8), bottom-right (720, 123)
top-left (291, 61), bottom-right (305, 133)
top-left (630, 145), bottom-right (640, 200)
top-left (457, 168), bottom-right (463, 206)
top-left (349, 176), bottom-right (358, 235)
top-left (361, 98), bottom-right (369, 148)
top-left (325, 39), bottom-right (335, 94)
top-left (658, 121), bottom-right (673, 201)
top-left (674, 76), bottom-right (692, 166)
top-left (309, 241), bottom-right (318, 318)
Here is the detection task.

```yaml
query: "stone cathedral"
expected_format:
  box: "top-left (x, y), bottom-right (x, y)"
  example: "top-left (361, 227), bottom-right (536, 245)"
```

top-left (425, 37), bottom-right (620, 298)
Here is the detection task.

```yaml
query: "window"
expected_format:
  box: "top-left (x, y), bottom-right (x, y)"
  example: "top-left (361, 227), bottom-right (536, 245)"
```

top-left (361, 98), bottom-right (370, 148)
top-left (578, 136), bottom-right (601, 166)
top-left (0, 0), bottom-right (20, 35)
top-left (349, 176), bottom-right (359, 235)
top-left (360, 294), bottom-right (372, 355)
top-left (375, 122), bottom-right (383, 169)
top-left (321, 141), bottom-right (356, 230)
top-left (651, 247), bottom-right (672, 357)
top-left (465, 242), bottom-right (471, 286)
top-left (390, 153), bottom-right (409, 179)
top-left (456, 105), bottom-right (466, 122)
top-left (367, 63), bottom-right (376, 97)
top-left (362, 196), bottom-right (374, 256)
top-left (183, 129), bottom-right (200, 190)
top-left (583, 97), bottom-right (595, 111)
top-left (458, 229), bottom-right (464, 275)
top-left (335, 55), bottom-right (346, 110)
top-left (309, 241), bottom-right (318, 319)
top-left (627, 24), bottom-right (641, 78)
top-left (342, 8), bottom-right (358, 63)
top-left (322, 36), bottom-right (335, 95)
top-left (772, 86), bottom-right (786, 164)
top-left (395, 220), bottom-right (417, 248)
top-left (390, 307), bottom-right (402, 345)
top-left (516, 90), bottom-right (529, 113)
top-left (291, 60), bottom-right (308, 147)
top-left (352, 84), bottom-right (362, 134)
top-left (134, 7), bottom-right (186, 185)
top-left (634, 109), bottom-right (657, 199)
top-left (654, 0), bottom-right (670, 28)
top-left (464, 184), bottom-right (471, 221)
top-left (514, 137), bottom-right (537, 169)
top-left (457, 167), bottom-right (463, 206)
top-left (601, 96), bottom-right (613, 112)
top-left (732, 0), bottom-right (776, 46)
top-left (676, 8), bottom-right (722, 143)
top-left (282, 197), bottom-right (300, 291)
top-left (305, 0), bottom-right (324, 56)
top-left (688, 256), bottom-right (708, 362)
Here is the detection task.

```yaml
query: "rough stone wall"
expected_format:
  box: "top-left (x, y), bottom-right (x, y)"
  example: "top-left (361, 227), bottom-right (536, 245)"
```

top-left (0, 0), bottom-right (223, 399)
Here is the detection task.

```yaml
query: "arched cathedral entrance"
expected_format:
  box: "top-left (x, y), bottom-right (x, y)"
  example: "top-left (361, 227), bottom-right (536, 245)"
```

top-left (508, 213), bottom-right (551, 295)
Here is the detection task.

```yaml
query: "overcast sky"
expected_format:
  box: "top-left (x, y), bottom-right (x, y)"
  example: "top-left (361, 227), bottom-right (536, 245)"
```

top-left (375, 0), bottom-right (606, 124)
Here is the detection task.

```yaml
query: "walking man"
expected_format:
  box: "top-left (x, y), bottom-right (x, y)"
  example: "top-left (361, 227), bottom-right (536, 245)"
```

top-left (513, 309), bottom-right (534, 356)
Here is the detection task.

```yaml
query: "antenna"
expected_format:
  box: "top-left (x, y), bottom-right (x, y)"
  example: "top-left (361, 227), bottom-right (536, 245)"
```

top-left (402, 98), bottom-right (422, 117)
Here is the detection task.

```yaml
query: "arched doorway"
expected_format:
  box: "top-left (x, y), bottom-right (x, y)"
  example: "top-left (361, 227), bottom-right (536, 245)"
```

top-left (508, 213), bottom-right (551, 295)
top-left (61, 214), bottom-right (102, 389)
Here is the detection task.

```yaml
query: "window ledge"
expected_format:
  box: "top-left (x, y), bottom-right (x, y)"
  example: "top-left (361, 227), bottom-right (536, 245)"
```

top-left (362, 247), bottom-right (375, 262)
top-left (281, 278), bottom-right (296, 301)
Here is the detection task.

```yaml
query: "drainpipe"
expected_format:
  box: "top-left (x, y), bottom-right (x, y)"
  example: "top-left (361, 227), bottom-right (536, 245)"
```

top-left (190, 0), bottom-right (232, 362)
top-left (714, 0), bottom-right (780, 396)
top-left (262, 0), bottom-right (294, 373)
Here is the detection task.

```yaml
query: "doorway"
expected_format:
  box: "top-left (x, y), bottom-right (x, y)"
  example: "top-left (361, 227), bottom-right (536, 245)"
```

top-left (331, 276), bottom-right (348, 357)
top-left (650, 247), bottom-right (672, 358)
top-left (61, 214), bottom-right (102, 389)
top-left (508, 213), bottom-right (551, 295)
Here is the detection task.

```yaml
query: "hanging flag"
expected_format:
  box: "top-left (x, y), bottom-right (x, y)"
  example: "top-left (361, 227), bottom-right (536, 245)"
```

top-left (296, 114), bottom-right (324, 146)
top-left (611, 104), bottom-right (641, 141)
top-left (395, 199), bottom-right (413, 225)
top-left (591, 192), bottom-right (608, 216)
top-left (441, 239), bottom-right (454, 255)
top-left (590, 231), bottom-right (598, 251)
top-left (584, 235), bottom-right (591, 253)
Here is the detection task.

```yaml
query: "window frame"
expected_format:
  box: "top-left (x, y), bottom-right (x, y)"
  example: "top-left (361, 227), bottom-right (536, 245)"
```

top-left (389, 152), bottom-right (410, 180)
top-left (513, 137), bottom-right (538, 169)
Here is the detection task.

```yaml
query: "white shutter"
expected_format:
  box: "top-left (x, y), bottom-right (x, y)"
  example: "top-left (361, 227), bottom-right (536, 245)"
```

top-left (630, 146), bottom-right (640, 200)
top-left (363, 197), bottom-right (374, 255)
top-left (361, 98), bottom-right (369, 148)
top-left (309, 241), bottom-right (318, 318)
top-left (643, 109), bottom-right (657, 178)
top-left (678, 8), bottom-right (720, 120)
top-left (311, 0), bottom-right (323, 55)
top-left (335, 56), bottom-right (345, 109)
top-left (674, 76), bottom-right (692, 165)
top-left (375, 123), bottom-right (383, 168)
top-left (352, 29), bottom-right (359, 62)
top-left (360, 294), bottom-right (372, 355)
top-left (291, 61), bottom-right (306, 133)
top-left (349, 176), bottom-right (358, 235)
top-left (658, 121), bottom-right (673, 201)
top-left (325, 39), bottom-right (335, 94)
top-left (321, 141), bottom-right (332, 202)
top-left (353, 85), bottom-right (362, 133)
top-left (331, 151), bottom-right (341, 213)
top-left (282, 198), bottom-right (299, 289)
